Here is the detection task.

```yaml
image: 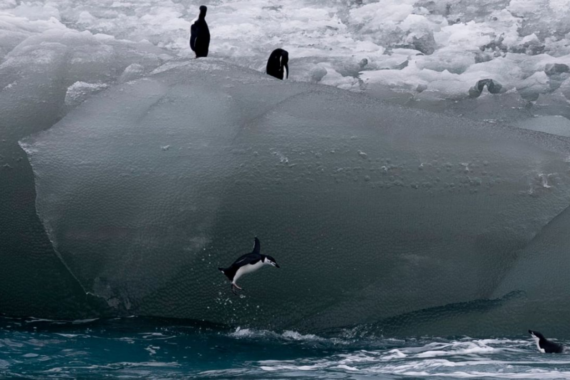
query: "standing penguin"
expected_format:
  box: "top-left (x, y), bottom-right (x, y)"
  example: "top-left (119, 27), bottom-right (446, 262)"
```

top-left (266, 49), bottom-right (289, 80)
top-left (190, 5), bottom-right (210, 58)
top-left (218, 237), bottom-right (280, 294)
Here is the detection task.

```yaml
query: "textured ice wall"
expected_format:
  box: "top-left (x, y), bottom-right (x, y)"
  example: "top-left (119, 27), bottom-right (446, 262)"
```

top-left (20, 60), bottom-right (570, 332)
top-left (3, 0), bottom-right (570, 333)
top-left (491, 204), bottom-right (570, 333)
top-left (0, 14), bottom-right (167, 317)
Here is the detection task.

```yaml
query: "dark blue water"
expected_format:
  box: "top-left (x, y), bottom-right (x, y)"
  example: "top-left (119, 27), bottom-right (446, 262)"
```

top-left (1, 316), bottom-right (569, 379)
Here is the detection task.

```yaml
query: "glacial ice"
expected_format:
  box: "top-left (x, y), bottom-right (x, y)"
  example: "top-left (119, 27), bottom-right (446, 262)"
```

top-left (64, 81), bottom-right (109, 111)
top-left (492, 204), bottom-right (570, 333)
top-left (2, 0), bottom-right (570, 334)
top-left (20, 59), bottom-right (570, 331)
top-left (0, 14), bottom-right (167, 318)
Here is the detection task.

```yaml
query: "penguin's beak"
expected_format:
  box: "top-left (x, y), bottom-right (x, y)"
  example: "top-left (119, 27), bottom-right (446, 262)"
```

top-left (275, 263), bottom-right (280, 268)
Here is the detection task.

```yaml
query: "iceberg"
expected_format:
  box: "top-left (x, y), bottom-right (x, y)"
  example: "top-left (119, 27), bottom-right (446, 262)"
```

top-left (492, 205), bottom-right (570, 332)
top-left (3, 0), bottom-right (570, 335)
top-left (0, 18), bottom-right (165, 318)
top-left (19, 59), bottom-right (570, 332)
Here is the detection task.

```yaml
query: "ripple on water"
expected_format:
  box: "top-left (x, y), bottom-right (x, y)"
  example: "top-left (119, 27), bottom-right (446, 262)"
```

top-left (0, 318), bottom-right (569, 379)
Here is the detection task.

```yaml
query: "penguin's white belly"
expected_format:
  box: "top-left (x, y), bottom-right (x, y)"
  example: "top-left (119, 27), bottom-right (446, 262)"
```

top-left (532, 336), bottom-right (545, 353)
top-left (233, 261), bottom-right (264, 283)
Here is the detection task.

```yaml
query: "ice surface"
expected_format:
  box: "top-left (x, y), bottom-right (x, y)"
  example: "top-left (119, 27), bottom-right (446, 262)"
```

top-left (20, 60), bottom-right (570, 331)
top-left (2, 0), bottom-right (570, 125)
top-left (0, 14), bottom-right (166, 318)
top-left (64, 81), bottom-right (109, 111)
top-left (492, 204), bottom-right (570, 333)
top-left (3, 0), bottom-right (570, 334)
top-left (512, 115), bottom-right (570, 137)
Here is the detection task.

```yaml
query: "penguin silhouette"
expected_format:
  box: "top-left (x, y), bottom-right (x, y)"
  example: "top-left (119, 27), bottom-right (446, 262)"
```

top-left (266, 49), bottom-right (289, 80)
top-left (190, 5), bottom-right (210, 58)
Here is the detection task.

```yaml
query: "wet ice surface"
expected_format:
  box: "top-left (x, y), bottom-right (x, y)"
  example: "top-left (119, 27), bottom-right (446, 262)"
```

top-left (1, 0), bottom-right (570, 128)
top-left (1, 317), bottom-right (569, 379)
top-left (512, 115), bottom-right (570, 137)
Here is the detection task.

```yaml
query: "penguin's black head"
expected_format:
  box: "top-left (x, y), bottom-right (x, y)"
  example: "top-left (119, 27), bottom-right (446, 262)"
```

top-left (199, 5), bottom-right (207, 17)
top-left (275, 49), bottom-right (288, 64)
top-left (281, 50), bottom-right (289, 64)
top-left (529, 330), bottom-right (545, 340)
top-left (264, 255), bottom-right (280, 268)
top-left (269, 49), bottom-right (288, 62)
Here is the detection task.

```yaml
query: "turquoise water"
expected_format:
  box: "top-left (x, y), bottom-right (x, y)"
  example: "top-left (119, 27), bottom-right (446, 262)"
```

top-left (1, 317), bottom-right (569, 379)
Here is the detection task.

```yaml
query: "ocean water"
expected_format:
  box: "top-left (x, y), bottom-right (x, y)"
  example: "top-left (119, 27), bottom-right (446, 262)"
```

top-left (0, 316), bottom-right (568, 379)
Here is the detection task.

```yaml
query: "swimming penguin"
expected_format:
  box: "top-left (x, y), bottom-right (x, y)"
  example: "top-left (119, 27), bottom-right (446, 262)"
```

top-left (529, 330), bottom-right (564, 353)
top-left (218, 237), bottom-right (280, 294)
top-left (190, 5), bottom-right (210, 58)
top-left (266, 49), bottom-right (289, 80)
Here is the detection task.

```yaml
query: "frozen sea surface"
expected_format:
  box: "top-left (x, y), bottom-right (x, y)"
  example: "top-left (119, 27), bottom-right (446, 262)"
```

top-left (1, 317), bottom-right (569, 379)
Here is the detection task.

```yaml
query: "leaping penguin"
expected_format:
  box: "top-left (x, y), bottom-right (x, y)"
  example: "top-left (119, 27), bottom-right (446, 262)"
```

top-left (529, 330), bottom-right (564, 353)
top-left (218, 237), bottom-right (280, 294)
top-left (190, 5), bottom-right (210, 58)
top-left (266, 49), bottom-right (289, 80)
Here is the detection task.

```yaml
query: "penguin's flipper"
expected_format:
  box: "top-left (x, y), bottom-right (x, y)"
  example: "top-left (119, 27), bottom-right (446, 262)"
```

top-left (190, 24), bottom-right (198, 51)
top-left (252, 237), bottom-right (261, 255)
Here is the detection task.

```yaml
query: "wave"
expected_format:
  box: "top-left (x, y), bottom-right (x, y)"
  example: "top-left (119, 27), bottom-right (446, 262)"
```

top-left (1, 315), bottom-right (568, 379)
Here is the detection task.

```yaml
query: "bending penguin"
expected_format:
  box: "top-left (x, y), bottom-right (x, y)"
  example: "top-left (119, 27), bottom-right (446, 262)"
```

top-left (266, 49), bottom-right (289, 80)
top-left (219, 237), bottom-right (280, 294)
top-left (529, 330), bottom-right (564, 353)
top-left (190, 5), bottom-right (210, 58)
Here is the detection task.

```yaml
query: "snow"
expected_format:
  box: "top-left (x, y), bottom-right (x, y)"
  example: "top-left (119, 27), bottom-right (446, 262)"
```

top-left (1, 0), bottom-right (570, 119)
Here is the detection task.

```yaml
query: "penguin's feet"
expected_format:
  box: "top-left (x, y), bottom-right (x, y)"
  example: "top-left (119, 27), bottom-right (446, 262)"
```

top-left (231, 283), bottom-right (243, 295)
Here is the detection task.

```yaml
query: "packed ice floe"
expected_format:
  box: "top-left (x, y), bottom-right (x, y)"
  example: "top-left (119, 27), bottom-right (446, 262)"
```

top-left (1, 0), bottom-right (570, 124)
